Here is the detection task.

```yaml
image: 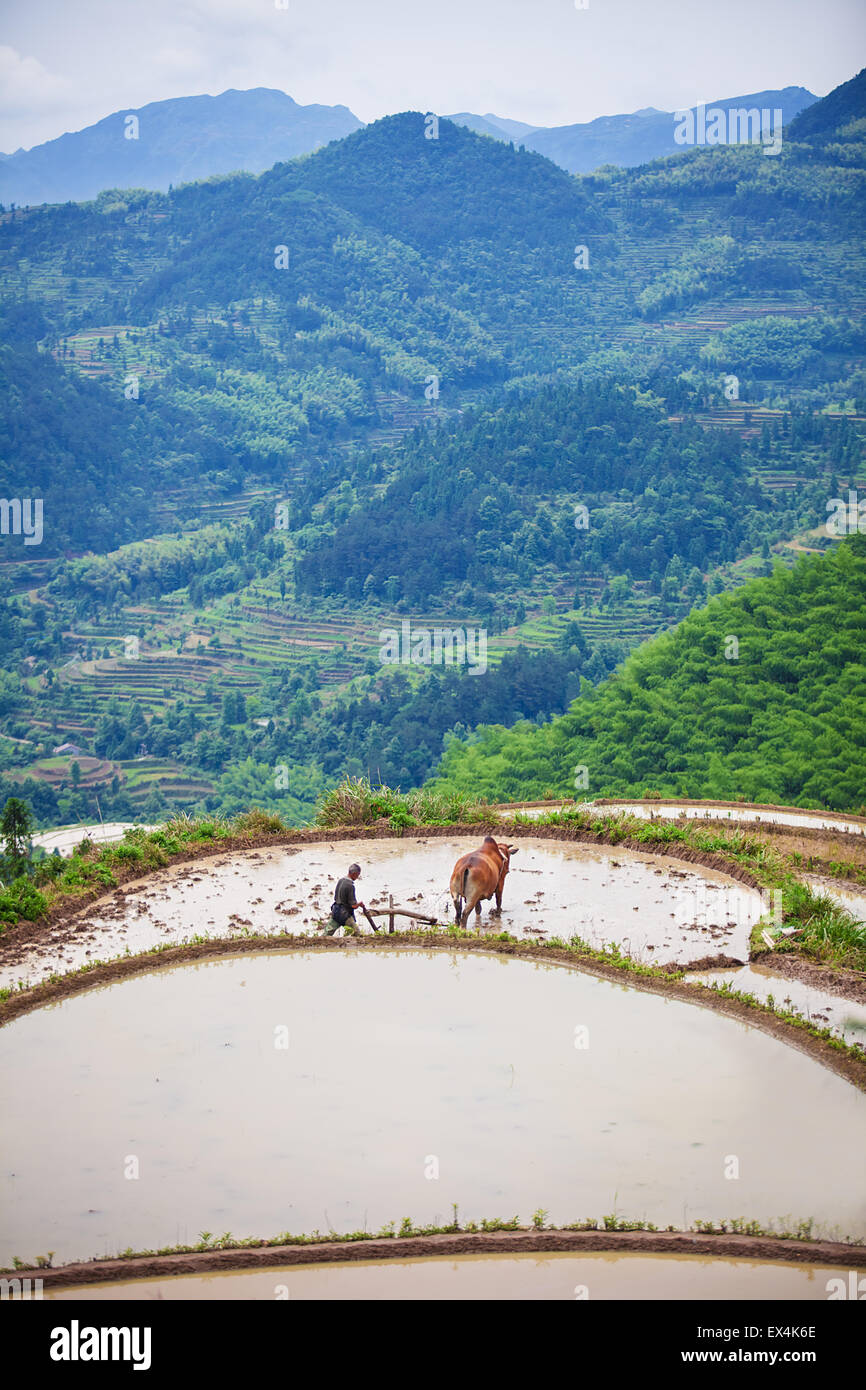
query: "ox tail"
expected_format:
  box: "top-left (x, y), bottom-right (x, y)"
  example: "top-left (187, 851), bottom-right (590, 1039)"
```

top-left (455, 866), bottom-right (469, 922)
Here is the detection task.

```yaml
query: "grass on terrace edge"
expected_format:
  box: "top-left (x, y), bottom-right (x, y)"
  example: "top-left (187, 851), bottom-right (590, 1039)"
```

top-left (4, 1207), bottom-right (861, 1273)
top-left (0, 776), bottom-right (864, 971)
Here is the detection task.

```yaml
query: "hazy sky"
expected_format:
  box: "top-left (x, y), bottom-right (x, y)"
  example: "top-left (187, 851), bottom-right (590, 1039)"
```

top-left (1, 0), bottom-right (864, 151)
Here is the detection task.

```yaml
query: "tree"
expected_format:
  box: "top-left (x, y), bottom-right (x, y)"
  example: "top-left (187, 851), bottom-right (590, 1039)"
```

top-left (559, 620), bottom-right (588, 660)
top-left (608, 575), bottom-right (631, 604)
top-left (1, 796), bottom-right (34, 866)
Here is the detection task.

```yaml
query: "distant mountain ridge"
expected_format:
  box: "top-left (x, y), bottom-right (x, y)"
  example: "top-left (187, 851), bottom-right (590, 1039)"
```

top-left (449, 87), bottom-right (818, 173)
top-left (0, 81), bottom-right (823, 208)
top-left (0, 88), bottom-right (363, 207)
top-left (444, 112), bottom-right (537, 141)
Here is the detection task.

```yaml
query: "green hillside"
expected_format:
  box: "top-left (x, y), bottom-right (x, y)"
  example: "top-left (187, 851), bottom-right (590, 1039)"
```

top-left (786, 67), bottom-right (865, 144)
top-left (1, 79), bottom-right (865, 827)
top-left (2, 105), bottom-right (864, 562)
top-left (1, 364), bottom-right (856, 824)
top-left (428, 536), bottom-right (866, 811)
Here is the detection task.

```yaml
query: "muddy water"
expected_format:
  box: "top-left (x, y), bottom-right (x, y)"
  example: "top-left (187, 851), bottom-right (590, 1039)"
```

top-left (686, 962), bottom-right (866, 1045)
top-left (46, 1252), bottom-right (866, 1301)
top-left (2, 950), bottom-right (865, 1267)
top-left (1, 837), bottom-right (764, 989)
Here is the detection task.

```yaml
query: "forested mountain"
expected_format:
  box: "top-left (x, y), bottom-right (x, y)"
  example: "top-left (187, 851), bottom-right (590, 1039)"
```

top-left (2, 101), bottom-right (863, 560)
top-left (0, 70), bottom-right (864, 827)
top-left (0, 89), bottom-right (362, 208)
top-left (0, 360), bottom-right (857, 825)
top-left (429, 537), bottom-right (866, 812)
top-left (0, 300), bottom-right (255, 551)
top-left (786, 68), bottom-right (865, 144)
top-left (294, 379), bottom-right (773, 605)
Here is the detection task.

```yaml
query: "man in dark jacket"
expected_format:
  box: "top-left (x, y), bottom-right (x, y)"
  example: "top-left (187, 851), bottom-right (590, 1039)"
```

top-left (324, 863), bottom-right (366, 935)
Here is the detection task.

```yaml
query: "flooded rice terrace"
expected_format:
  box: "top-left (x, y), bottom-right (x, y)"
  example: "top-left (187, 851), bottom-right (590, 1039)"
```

top-left (805, 877), bottom-right (866, 923)
top-left (2, 836), bottom-right (767, 990)
top-left (2, 949), bottom-right (865, 1267)
top-left (47, 1252), bottom-right (866, 1301)
top-left (686, 961), bottom-right (866, 1046)
top-left (510, 803), bottom-right (866, 837)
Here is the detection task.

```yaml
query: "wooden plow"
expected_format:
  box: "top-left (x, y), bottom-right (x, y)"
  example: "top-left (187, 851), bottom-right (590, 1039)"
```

top-left (361, 894), bottom-right (439, 934)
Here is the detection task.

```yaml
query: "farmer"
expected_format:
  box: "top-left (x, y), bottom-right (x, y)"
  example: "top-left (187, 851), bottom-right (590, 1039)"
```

top-left (324, 862), bottom-right (366, 935)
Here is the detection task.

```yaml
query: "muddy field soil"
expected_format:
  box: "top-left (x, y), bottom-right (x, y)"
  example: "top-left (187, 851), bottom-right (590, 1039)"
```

top-left (45, 1249), bottom-right (866, 1301)
top-left (2, 949), bottom-right (864, 1267)
top-left (0, 836), bottom-right (766, 991)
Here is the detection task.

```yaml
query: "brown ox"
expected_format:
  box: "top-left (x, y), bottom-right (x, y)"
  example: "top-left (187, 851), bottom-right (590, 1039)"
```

top-left (450, 837), bottom-right (518, 928)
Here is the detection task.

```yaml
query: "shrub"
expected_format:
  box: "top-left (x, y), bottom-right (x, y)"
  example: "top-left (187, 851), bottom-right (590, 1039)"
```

top-left (315, 775), bottom-right (489, 828)
top-left (0, 877), bottom-right (47, 927)
top-left (232, 809), bottom-right (288, 836)
top-left (109, 843), bottom-right (144, 864)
